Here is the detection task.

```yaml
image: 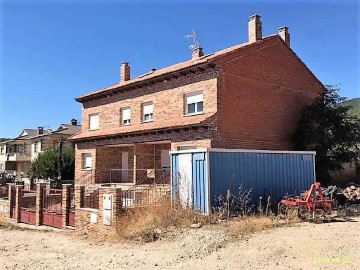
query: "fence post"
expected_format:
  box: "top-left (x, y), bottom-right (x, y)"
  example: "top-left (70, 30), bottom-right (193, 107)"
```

top-left (35, 183), bottom-right (46, 226)
top-left (15, 184), bottom-right (23, 223)
top-left (113, 188), bottom-right (122, 223)
top-left (62, 184), bottom-right (72, 228)
top-left (75, 185), bottom-right (85, 209)
top-left (74, 185), bottom-right (85, 228)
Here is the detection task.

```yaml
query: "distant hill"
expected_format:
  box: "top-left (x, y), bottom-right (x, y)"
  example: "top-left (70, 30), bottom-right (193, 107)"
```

top-left (340, 98), bottom-right (360, 118)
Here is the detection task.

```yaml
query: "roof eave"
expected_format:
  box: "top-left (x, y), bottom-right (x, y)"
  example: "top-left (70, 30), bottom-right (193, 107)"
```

top-left (70, 122), bottom-right (211, 142)
top-left (75, 62), bottom-right (216, 103)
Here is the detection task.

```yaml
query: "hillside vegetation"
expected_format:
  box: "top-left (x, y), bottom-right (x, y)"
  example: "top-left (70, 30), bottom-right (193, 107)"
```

top-left (340, 97), bottom-right (360, 118)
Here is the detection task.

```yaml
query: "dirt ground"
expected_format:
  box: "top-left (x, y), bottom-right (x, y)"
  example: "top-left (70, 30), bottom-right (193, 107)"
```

top-left (0, 217), bottom-right (359, 270)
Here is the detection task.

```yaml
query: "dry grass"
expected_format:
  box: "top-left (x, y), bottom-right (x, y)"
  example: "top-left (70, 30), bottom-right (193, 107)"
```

top-left (115, 197), bottom-right (217, 241)
top-left (0, 221), bottom-right (33, 231)
top-left (0, 221), bottom-right (16, 230)
top-left (227, 216), bottom-right (281, 237)
top-left (114, 192), bottom-right (302, 242)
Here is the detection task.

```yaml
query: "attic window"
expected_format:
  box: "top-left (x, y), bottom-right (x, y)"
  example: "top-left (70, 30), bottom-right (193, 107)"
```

top-left (89, 114), bottom-right (99, 131)
top-left (142, 102), bottom-right (153, 122)
top-left (121, 107), bottom-right (131, 125)
top-left (185, 91), bottom-right (204, 115)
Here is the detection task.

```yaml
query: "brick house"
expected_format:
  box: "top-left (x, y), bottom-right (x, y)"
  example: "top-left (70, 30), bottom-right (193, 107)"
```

top-left (71, 14), bottom-right (324, 187)
top-left (0, 120), bottom-right (81, 179)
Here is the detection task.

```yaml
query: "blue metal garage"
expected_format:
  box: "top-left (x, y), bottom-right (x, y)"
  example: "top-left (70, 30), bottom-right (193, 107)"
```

top-left (170, 148), bottom-right (316, 214)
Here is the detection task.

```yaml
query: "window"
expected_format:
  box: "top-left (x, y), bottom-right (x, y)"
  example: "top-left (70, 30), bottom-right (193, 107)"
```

top-left (121, 107), bottom-right (131, 125)
top-left (142, 102), bottom-right (153, 122)
top-left (0, 164), bottom-right (3, 171)
top-left (33, 142), bottom-right (41, 153)
top-left (89, 114), bottom-right (99, 130)
top-left (82, 153), bottom-right (93, 170)
top-left (185, 91), bottom-right (204, 115)
top-left (0, 147), bottom-right (3, 155)
top-left (17, 145), bottom-right (24, 154)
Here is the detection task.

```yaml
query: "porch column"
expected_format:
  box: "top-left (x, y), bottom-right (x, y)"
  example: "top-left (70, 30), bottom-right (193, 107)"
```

top-left (133, 144), bottom-right (137, 183)
top-left (35, 183), bottom-right (46, 226)
top-left (61, 184), bottom-right (72, 228)
top-left (15, 184), bottom-right (23, 223)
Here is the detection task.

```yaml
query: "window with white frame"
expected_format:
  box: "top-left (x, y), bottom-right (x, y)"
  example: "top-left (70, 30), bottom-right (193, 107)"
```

top-left (142, 102), bottom-right (153, 122)
top-left (89, 113), bottom-right (99, 130)
top-left (82, 153), bottom-right (93, 170)
top-left (0, 147), bottom-right (4, 155)
top-left (121, 107), bottom-right (131, 125)
top-left (185, 91), bottom-right (204, 115)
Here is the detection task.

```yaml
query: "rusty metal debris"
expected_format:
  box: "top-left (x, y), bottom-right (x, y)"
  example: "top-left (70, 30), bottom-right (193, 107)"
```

top-left (278, 182), bottom-right (360, 221)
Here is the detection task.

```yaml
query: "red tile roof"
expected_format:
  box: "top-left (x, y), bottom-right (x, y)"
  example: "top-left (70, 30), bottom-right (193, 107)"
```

top-left (76, 35), bottom-right (278, 102)
top-left (70, 113), bottom-right (214, 141)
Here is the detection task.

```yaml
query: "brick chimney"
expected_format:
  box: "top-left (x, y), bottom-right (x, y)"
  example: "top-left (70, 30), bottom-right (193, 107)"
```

top-left (248, 14), bottom-right (262, 43)
top-left (120, 62), bottom-right (130, 82)
top-left (278, 26), bottom-right (290, 46)
top-left (192, 47), bottom-right (204, 60)
top-left (71, 118), bottom-right (78, 126)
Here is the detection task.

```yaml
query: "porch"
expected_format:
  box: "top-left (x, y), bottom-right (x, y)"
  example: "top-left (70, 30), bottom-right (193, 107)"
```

top-left (77, 141), bottom-right (171, 186)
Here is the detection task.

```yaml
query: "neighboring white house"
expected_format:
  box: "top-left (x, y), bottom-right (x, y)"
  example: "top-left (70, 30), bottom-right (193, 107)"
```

top-left (0, 119), bottom-right (81, 179)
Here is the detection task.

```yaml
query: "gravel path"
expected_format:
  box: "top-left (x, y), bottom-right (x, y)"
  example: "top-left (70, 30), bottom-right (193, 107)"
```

top-left (0, 218), bottom-right (359, 270)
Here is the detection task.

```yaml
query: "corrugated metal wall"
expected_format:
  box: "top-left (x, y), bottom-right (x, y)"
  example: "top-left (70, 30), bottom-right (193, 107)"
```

top-left (171, 152), bottom-right (209, 213)
top-left (192, 153), bottom-right (208, 213)
top-left (171, 149), bottom-right (316, 213)
top-left (209, 151), bottom-right (315, 206)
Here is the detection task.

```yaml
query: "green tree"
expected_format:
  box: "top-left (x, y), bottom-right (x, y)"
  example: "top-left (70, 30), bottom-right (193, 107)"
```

top-left (293, 85), bottom-right (360, 183)
top-left (28, 146), bottom-right (75, 182)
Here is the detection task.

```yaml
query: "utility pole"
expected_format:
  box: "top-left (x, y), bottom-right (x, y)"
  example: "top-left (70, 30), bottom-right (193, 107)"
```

top-left (57, 136), bottom-right (63, 185)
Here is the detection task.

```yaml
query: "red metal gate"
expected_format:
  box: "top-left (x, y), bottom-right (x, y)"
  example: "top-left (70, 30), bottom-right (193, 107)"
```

top-left (68, 188), bottom-right (75, 227)
top-left (42, 189), bottom-right (63, 229)
top-left (20, 190), bottom-right (36, 225)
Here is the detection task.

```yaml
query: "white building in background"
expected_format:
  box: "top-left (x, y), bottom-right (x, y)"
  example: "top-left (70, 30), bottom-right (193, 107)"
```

top-left (0, 119), bottom-right (81, 179)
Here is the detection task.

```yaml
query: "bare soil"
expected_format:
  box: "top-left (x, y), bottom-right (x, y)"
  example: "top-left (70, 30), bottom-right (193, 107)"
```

top-left (0, 218), bottom-right (359, 270)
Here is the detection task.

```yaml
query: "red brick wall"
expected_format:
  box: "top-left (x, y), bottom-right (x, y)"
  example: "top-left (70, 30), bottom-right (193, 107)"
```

top-left (74, 36), bottom-right (325, 184)
top-left (75, 144), bottom-right (96, 184)
top-left (74, 130), bottom-right (214, 185)
top-left (80, 70), bottom-right (218, 132)
top-left (171, 139), bottom-right (212, 151)
top-left (213, 36), bottom-right (324, 150)
top-left (75, 187), bottom-right (122, 238)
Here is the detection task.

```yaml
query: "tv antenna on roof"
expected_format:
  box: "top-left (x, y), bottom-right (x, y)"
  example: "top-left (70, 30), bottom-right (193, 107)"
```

top-left (185, 30), bottom-right (201, 50)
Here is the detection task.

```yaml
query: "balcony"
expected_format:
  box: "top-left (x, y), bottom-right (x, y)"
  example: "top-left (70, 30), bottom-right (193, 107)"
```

top-left (6, 152), bottom-right (31, 162)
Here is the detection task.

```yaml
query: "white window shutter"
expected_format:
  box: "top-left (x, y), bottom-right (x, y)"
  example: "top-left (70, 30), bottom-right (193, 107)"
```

top-left (187, 93), bottom-right (203, 104)
top-left (84, 154), bottom-right (92, 169)
top-left (143, 103), bottom-right (153, 114)
top-left (122, 108), bottom-right (131, 120)
top-left (89, 114), bottom-right (99, 130)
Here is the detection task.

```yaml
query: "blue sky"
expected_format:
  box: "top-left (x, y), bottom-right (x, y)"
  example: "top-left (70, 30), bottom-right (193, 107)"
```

top-left (0, 0), bottom-right (359, 138)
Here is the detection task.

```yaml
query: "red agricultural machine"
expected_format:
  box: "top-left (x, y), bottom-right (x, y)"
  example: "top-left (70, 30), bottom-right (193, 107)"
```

top-left (278, 182), bottom-right (336, 220)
